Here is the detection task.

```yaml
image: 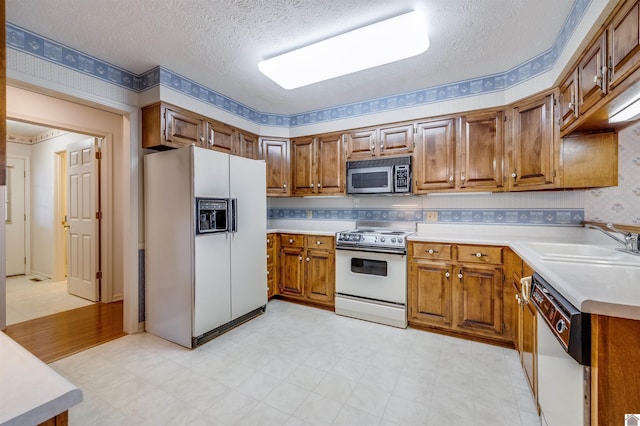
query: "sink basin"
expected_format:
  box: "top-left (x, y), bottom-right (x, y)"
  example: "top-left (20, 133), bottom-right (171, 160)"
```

top-left (525, 242), bottom-right (640, 267)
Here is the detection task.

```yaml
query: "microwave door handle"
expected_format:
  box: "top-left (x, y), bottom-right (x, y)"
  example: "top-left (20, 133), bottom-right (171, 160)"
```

top-left (230, 198), bottom-right (237, 233)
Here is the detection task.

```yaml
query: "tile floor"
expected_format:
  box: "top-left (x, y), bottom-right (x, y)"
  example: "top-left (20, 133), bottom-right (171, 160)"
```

top-left (51, 300), bottom-right (541, 426)
top-left (6, 275), bottom-right (94, 325)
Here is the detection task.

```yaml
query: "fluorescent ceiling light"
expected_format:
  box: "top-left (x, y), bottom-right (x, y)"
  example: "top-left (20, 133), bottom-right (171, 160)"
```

top-left (609, 95), bottom-right (640, 123)
top-left (258, 11), bottom-right (429, 90)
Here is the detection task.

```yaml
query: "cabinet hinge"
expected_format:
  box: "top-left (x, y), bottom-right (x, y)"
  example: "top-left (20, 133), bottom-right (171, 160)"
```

top-left (24, 257), bottom-right (26, 265)
top-left (553, 170), bottom-right (557, 178)
top-left (502, 322), bottom-right (506, 331)
top-left (503, 115), bottom-right (507, 122)
top-left (96, 211), bottom-right (103, 220)
top-left (95, 151), bottom-right (102, 160)
top-left (24, 213), bottom-right (27, 221)
top-left (96, 271), bottom-right (102, 280)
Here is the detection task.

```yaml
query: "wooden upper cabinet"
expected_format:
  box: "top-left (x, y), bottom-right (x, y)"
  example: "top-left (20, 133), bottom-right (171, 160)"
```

top-left (579, 32), bottom-right (608, 115)
top-left (291, 136), bottom-right (315, 196)
top-left (559, 69), bottom-right (579, 130)
top-left (316, 132), bottom-right (345, 194)
top-left (205, 120), bottom-right (235, 153)
top-left (345, 127), bottom-right (377, 159)
top-left (142, 104), bottom-right (203, 149)
top-left (260, 137), bottom-right (290, 196)
top-left (509, 93), bottom-right (557, 190)
top-left (237, 131), bottom-right (258, 159)
top-left (459, 111), bottom-right (504, 190)
top-left (414, 118), bottom-right (456, 192)
top-left (608, 0), bottom-right (640, 90)
top-left (562, 132), bottom-right (618, 188)
top-left (378, 123), bottom-right (414, 156)
top-left (345, 123), bottom-right (413, 159)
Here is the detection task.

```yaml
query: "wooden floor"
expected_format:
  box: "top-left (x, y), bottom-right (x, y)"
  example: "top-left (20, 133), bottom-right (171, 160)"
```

top-left (3, 301), bottom-right (125, 364)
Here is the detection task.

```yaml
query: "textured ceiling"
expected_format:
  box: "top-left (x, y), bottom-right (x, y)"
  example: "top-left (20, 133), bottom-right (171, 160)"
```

top-left (7, 0), bottom-right (574, 114)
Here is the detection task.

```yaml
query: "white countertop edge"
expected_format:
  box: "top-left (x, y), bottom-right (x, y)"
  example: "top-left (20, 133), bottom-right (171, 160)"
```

top-left (0, 333), bottom-right (83, 425)
top-left (1, 389), bottom-right (83, 426)
top-left (268, 228), bottom-right (338, 236)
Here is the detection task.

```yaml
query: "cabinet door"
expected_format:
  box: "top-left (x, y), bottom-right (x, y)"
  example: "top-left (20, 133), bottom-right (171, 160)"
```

top-left (205, 120), bottom-right (235, 153)
top-left (316, 133), bottom-right (345, 194)
top-left (510, 93), bottom-right (556, 190)
top-left (238, 131), bottom-right (258, 159)
top-left (291, 136), bottom-right (316, 195)
top-left (165, 108), bottom-right (203, 147)
top-left (459, 112), bottom-right (504, 190)
top-left (579, 32), bottom-right (607, 115)
top-left (260, 138), bottom-right (290, 196)
top-left (608, 0), bottom-right (640, 89)
top-left (409, 261), bottom-right (452, 327)
top-left (280, 246), bottom-right (305, 297)
top-left (414, 119), bottom-right (456, 192)
top-left (521, 297), bottom-right (537, 400)
top-left (306, 248), bottom-right (335, 305)
top-left (559, 69), bottom-right (579, 130)
top-left (453, 266), bottom-right (503, 336)
top-left (378, 123), bottom-right (414, 156)
top-left (345, 128), bottom-right (377, 159)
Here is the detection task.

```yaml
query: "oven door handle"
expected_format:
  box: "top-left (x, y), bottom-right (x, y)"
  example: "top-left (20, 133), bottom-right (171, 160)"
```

top-left (335, 246), bottom-right (406, 255)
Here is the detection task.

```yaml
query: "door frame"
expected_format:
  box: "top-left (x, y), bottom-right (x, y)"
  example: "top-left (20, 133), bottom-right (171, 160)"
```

top-left (5, 154), bottom-right (31, 277)
top-left (53, 150), bottom-right (66, 283)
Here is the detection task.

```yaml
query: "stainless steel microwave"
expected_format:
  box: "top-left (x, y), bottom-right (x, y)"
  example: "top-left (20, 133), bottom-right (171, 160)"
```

top-left (346, 156), bottom-right (411, 194)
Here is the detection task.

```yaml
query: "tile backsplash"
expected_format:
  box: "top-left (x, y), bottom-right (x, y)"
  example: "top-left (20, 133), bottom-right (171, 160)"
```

top-left (269, 125), bottom-right (639, 227)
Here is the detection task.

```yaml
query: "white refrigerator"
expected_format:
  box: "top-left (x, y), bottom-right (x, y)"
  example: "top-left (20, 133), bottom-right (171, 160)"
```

top-left (144, 145), bottom-right (267, 348)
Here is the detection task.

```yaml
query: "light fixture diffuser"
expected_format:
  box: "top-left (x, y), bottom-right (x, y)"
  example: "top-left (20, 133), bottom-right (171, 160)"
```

top-left (609, 95), bottom-right (640, 123)
top-left (258, 11), bottom-right (429, 90)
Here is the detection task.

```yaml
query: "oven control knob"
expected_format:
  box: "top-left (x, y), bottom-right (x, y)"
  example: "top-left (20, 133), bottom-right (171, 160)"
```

top-left (391, 237), bottom-right (396, 243)
top-left (398, 237), bottom-right (403, 244)
top-left (380, 237), bottom-right (386, 242)
top-left (556, 319), bottom-right (567, 334)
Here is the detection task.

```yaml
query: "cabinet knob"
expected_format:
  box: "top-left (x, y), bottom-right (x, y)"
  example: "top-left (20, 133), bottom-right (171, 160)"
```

top-left (306, 257), bottom-right (310, 262)
top-left (458, 271), bottom-right (463, 279)
top-left (475, 252), bottom-right (486, 257)
top-left (380, 142), bottom-right (385, 151)
top-left (267, 270), bottom-right (270, 275)
top-left (318, 183), bottom-right (321, 189)
top-left (460, 175), bottom-right (466, 181)
top-left (427, 249), bottom-right (439, 254)
top-left (316, 241), bottom-right (322, 245)
top-left (199, 136), bottom-right (205, 143)
top-left (299, 256), bottom-right (303, 261)
top-left (311, 183), bottom-right (314, 188)
top-left (289, 239), bottom-right (294, 243)
top-left (511, 172), bottom-right (517, 179)
top-left (267, 238), bottom-right (270, 244)
top-left (370, 144), bottom-right (375, 153)
top-left (568, 102), bottom-right (575, 111)
top-left (283, 183), bottom-right (287, 189)
top-left (267, 254), bottom-right (270, 259)
top-left (445, 272), bottom-right (450, 278)
top-left (449, 175), bottom-right (454, 182)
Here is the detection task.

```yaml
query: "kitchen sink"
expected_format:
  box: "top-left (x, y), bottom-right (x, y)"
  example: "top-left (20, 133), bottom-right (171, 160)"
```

top-left (525, 242), bottom-right (640, 267)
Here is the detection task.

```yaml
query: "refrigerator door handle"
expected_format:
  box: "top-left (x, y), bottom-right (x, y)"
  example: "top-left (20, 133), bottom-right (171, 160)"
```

top-left (230, 198), bottom-right (238, 233)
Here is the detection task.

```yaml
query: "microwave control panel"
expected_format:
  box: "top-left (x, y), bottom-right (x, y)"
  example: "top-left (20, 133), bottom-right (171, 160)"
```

top-left (394, 165), bottom-right (410, 193)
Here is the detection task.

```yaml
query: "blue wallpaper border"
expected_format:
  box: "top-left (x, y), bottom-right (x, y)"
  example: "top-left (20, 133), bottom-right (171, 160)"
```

top-left (6, 0), bottom-right (591, 127)
top-left (268, 208), bottom-right (585, 225)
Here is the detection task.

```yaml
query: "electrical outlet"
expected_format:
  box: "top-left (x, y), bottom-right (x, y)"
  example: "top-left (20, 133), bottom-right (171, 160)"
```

top-left (426, 211), bottom-right (438, 222)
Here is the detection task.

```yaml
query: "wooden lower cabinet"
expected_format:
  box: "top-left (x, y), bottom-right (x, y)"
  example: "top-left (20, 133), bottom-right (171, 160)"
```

top-left (591, 315), bottom-right (640, 425)
top-left (278, 234), bottom-right (335, 308)
top-left (266, 234), bottom-right (278, 299)
top-left (408, 241), bottom-right (509, 344)
top-left (452, 265), bottom-right (503, 337)
top-left (409, 261), bottom-right (452, 327)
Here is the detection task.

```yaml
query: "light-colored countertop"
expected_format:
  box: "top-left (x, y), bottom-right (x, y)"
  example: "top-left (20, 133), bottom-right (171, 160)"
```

top-left (0, 332), bottom-right (83, 426)
top-left (267, 219), bottom-right (355, 237)
top-left (409, 224), bottom-right (640, 321)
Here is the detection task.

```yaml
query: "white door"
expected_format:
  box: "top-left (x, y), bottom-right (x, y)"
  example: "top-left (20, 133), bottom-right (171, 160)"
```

top-left (5, 157), bottom-right (26, 276)
top-left (66, 138), bottom-right (99, 301)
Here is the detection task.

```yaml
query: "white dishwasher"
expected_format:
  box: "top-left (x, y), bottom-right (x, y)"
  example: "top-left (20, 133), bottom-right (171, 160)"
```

top-left (531, 273), bottom-right (591, 426)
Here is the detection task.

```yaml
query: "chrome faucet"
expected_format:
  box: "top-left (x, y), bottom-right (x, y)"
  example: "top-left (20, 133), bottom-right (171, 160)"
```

top-left (585, 223), bottom-right (640, 256)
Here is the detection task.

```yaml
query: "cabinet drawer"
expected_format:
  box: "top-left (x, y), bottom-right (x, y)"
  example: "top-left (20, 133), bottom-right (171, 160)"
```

top-left (457, 245), bottom-right (502, 264)
top-left (305, 235), bottom-right (335, 250)
top-left (280, 234), bottom-right (305, 247)
top-left (410, 242), bottom-right (453, 260)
